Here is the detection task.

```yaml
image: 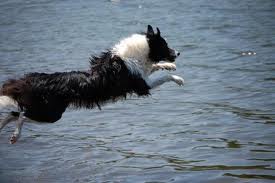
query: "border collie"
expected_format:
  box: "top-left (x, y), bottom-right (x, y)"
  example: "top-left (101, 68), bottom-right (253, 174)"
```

top-left (0, 25), bottom-right (184, 144)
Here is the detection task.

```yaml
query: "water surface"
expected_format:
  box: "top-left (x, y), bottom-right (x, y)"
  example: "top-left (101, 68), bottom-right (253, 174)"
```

top-left (0, 0), bottom-right (275, 182)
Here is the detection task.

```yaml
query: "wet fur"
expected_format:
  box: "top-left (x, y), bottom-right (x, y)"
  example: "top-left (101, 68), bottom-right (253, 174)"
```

top-left (0, 25), bottom-right (183, 143)
top-left (1, 52), bottom-right (150, 122)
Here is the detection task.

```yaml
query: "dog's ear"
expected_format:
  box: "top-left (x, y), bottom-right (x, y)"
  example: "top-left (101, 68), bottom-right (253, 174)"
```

top-left (156, 27), bottom-right (161, 36)
top-left (147, 25), bottom-right (154, 37)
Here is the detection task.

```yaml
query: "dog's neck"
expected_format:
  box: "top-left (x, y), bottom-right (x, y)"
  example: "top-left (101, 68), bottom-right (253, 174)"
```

top-left (112, 34), bottom-right (149, 61)
top-left (111, 34), bottom-right (153, 77)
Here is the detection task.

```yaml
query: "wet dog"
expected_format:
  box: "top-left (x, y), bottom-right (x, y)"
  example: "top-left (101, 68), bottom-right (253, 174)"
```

top-left (0, 25), bottom-right (184, 144)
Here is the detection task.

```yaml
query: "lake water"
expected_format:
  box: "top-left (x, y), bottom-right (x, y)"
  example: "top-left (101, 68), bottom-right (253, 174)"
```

top-left (0, 0), bottom-right (275, 182)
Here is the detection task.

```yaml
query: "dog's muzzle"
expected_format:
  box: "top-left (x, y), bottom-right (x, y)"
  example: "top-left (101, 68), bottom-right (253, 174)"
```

top-left (167, 49), bottom-right (180, 62)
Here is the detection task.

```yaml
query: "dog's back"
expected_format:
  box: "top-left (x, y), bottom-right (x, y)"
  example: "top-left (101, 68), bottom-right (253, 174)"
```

top-left (0, 54), bottom-right (151, 123)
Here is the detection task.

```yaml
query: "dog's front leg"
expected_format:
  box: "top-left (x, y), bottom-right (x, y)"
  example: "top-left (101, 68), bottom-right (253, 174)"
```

top-left (152, 62), bottom-right (176, 73)
top-left (10, 112), bottom-right (25, 144)
top-left (147, 74), bottom-right (184, 89)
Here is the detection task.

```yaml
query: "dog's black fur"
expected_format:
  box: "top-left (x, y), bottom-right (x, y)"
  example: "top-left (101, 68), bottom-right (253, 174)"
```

top-left (1, 52), bottom-right (150, 123)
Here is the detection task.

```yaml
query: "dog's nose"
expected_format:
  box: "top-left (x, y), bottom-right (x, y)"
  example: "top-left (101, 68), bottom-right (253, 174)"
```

top-left (174, 50), bottom-right (180, 57)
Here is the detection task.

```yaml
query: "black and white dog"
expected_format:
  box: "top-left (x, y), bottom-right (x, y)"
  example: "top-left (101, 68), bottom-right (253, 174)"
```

top-left (0, 25), bottom-right (184, 144)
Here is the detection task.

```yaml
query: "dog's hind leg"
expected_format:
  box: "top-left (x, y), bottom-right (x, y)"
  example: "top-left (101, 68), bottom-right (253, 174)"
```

top-left (10, 112), bottom-right (26, 144)
top-left (0, 112), bottom-right (19, 132)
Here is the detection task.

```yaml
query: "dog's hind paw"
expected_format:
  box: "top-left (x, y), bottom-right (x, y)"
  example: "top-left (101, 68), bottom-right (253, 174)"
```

top-left (10, 134), bottom-right (19, 144)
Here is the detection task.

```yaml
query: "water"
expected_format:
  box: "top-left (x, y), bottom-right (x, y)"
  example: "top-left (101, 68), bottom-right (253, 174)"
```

top-left (0, 0), bottom-right (275, 182)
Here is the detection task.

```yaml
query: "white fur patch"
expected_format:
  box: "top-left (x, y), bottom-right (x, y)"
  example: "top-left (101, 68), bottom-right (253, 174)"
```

top-left (112, 34), bottom-right (153, 77)
top-left (112, 34), bottom-right (149, 61)
top-left (0, 96), bottom-right (18, 111)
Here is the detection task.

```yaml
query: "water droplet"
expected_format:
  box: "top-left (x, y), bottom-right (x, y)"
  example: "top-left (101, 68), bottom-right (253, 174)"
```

top-left (240, 51), bottom-right (256, 56)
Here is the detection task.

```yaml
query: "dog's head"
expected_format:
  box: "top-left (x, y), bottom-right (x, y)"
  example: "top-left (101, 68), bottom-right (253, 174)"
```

top-left (112, 25), bottom-right (179, 65)
top-left (146, 25), bottom-right (180, 63)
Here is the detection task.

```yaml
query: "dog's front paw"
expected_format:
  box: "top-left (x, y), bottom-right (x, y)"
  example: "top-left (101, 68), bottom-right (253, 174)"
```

top-left (161, 63), bottom-right (176, 71)
top-left (153, 63), bottom-right (176, 71)
top-left (171, 75), bottom-right (184, 86)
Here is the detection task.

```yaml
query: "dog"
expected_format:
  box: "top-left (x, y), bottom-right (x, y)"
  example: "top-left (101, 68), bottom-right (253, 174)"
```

top-left (0, 25), bottom-right (184, 144)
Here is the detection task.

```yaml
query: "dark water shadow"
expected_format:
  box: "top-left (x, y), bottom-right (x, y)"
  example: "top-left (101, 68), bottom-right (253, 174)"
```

top-left (224, 173), bottom-right (275, 180)
top-left (207, 102), bottom-right (275, 123)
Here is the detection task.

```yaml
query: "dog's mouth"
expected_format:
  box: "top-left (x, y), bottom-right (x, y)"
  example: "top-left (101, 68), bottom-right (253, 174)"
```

top-left (165, 56), bottom-right (177, 62)
top-left (166, 49), bottom-right (180, 62)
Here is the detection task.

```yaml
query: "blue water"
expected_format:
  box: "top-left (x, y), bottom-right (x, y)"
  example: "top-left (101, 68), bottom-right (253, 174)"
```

top-left (1, 0), bottom-right (275, 182)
